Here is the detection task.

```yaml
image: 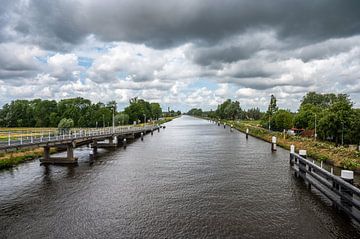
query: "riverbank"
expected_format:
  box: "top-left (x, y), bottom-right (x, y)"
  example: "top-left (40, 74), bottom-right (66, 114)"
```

top-left (0, 117), bottom-right (176, 170)
top-left (219, 119), bottom-right (360, 171)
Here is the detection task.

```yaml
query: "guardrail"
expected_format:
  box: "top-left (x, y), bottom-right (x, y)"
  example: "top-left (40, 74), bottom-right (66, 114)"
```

top-left (290, 150), bottom-right (360, 223)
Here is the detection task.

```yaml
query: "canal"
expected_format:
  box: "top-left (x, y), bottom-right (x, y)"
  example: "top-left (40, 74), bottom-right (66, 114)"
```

top-left (0, 116), bottom-right (359, 238)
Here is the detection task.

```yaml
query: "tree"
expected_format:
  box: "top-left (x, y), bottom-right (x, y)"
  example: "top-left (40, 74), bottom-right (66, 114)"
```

top-left (261, 95), bottom-right (278, 129)
top-left (267, 94), bottom-right (278, 116)
top-left (150, 103), bottom-right (162, 120)
top-left (114, 113), bottom-right (129, 125)
top-left (271, 110), bottom-right (294, 131)
top-left (58, 118), bottom-right (74, 134)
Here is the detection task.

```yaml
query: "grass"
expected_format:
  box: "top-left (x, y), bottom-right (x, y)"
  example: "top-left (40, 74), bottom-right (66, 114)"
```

top-left (0, 148), bottom-right (57, 170)
top-left (222, 119), bottom-right (360, 171)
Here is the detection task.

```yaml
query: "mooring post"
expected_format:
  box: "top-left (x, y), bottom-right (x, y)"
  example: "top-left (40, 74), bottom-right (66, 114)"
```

top-left (271, 136), bottom-right (277, 151)
top-left (224, 123), bottom-right (226, 129)
top-left (230, 125), bottom-right (233, 132)
top-left (123, 138), bottom-right (127, 148)
top-left (290, 145), bottom-right (295, 165)
top-left (340, 170), bottom-right (354, 208)
top-left (151, 130), bottom-right (153, 135)
top-left (298, 149), bottom-right (307, 179)
top-left (141, 132), bottom-right (144, 141)
top-left (246, 128), bottom-right (249, 139)
top-left (92, 140), bottom-right (97, 154)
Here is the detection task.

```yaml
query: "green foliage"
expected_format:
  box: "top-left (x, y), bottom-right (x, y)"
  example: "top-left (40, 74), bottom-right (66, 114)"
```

top-left (271, 109), bottom-right (294, 131)
top-left (58, 118), bottom-right (74, 133)
top-left (124, 97), bottom-right (163, 123)
top-left (114, 113), bottom-right (129, 125)
top-left (187, 108), bottom-right (203, 116)
top-left (215, 99), bottom-right (242, 120)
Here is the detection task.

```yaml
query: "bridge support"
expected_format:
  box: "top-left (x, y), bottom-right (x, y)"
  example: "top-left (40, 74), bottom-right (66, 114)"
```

top-left (40, 144), bottom-right (78, 165)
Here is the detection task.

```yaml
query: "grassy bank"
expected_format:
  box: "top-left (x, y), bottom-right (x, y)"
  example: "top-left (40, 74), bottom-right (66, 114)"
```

top-left (0, 148), bottom-right (57, 170)
top-left (220, 119), bottom-right (360, 171)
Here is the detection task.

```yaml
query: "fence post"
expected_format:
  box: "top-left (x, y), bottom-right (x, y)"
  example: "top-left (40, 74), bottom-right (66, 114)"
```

top-left (298, 150), bottom-right (307, 179)
top-left (290, 145), bottom-right (295, 165)
top-left (340, 170), bottom-right (354, 209)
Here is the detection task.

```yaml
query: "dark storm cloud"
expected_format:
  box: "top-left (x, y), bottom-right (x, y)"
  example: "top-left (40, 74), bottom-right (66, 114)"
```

top-left (3, 0), bottom-right (360, 51)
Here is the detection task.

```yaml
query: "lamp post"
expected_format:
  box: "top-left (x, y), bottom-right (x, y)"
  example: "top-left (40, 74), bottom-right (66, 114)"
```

top-left (314, 113), bottom-right (317, 141)
top-left (112, 107), bottom-right (115, 133)
top-left (341, 121), bottom-right (344, 145)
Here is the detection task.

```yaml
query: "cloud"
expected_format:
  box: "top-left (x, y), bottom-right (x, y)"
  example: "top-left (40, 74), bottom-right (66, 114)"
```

top-left (1, 0), bottom-right (360, 111)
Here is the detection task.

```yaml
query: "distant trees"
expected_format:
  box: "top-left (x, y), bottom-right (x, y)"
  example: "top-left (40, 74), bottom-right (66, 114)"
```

top-left (0, 97), bottom-right (163, 127)
top-left (187, 108), bottom-right (203, 116)
top-left (215, 99), bottom-right (242, 120)
top-left (124, 97), bottom-right (163, 124)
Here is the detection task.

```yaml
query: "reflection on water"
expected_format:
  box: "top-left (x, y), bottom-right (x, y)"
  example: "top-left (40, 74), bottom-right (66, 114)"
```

top-left (0, 116), bottom-right (359, 238)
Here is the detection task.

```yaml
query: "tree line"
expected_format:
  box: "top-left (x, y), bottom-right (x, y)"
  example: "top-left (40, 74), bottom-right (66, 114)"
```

top-left (187, 92), bottom-right (360, 145)
top-left (0, 97), bottom-right (165, 128)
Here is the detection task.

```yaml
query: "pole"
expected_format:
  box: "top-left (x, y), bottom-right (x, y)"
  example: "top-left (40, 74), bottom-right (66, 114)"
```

top-left (342, 122), bottom-right (344, 145)
top-left (112, 107), bottom-right (115, 133)
top-left (314, 113), bottom-right (317, 141)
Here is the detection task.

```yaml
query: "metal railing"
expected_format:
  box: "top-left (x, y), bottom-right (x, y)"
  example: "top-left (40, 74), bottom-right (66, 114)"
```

top-left (0, 125), bottom-right (157, 148)
top-left (290, 152), bottom-right (360, 222)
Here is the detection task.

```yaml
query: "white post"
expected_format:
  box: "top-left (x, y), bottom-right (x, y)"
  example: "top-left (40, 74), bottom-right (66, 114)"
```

top-left (48, 131), bottom-right (51, 141)
top-left (290, 145), bottom-right (295, 154)
top-left (31, 132), bottom-right (33, 143)
top-left (8, 132), bottom-right (10, 146)
top-left (271, 136), bottom-right (277, 151)
top-left (341, 170), bottom-right (354, 184)
top-left (20, 134), bottom-right (23, 145)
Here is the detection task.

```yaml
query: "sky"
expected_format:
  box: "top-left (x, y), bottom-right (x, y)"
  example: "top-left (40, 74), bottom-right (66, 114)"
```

top-left (1, 0), bottom-right (360, 112)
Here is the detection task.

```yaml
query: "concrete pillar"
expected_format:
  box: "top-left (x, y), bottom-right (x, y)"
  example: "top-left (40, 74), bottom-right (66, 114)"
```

top-left (43, 146), bottom-right (50, 161)
top-left (67, 144), bottom-right (74, 160)
top-left (271, 136), bottom-right (277, 151)
top-left (92, 140), bottom-right (98, 154)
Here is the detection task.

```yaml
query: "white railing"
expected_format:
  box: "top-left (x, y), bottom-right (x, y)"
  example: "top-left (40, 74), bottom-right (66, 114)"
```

top-left (0, 124), bottom-right (158, 148)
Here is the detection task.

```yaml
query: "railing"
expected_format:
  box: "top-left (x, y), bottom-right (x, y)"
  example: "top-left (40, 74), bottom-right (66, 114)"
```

top-left (0, 125), bottom-right (157, 148)
top-left (290, 152), bottom-right (360, 222)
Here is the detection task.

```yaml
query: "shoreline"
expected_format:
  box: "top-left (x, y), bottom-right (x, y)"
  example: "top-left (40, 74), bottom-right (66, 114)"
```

top-left (213, 118), bottom-right (360, 173)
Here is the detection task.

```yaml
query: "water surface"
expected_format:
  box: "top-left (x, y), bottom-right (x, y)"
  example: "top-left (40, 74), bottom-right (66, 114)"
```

top-left (1, 116), bottom-right (359, 238)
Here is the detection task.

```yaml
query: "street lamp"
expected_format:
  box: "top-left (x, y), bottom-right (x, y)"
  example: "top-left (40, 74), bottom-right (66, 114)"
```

top-left (341, 121), bottom-right (344, 145)
top-left (314, 113), bottom-right (317, 141)
top-left (112, 107), bottom-right (115, 133)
